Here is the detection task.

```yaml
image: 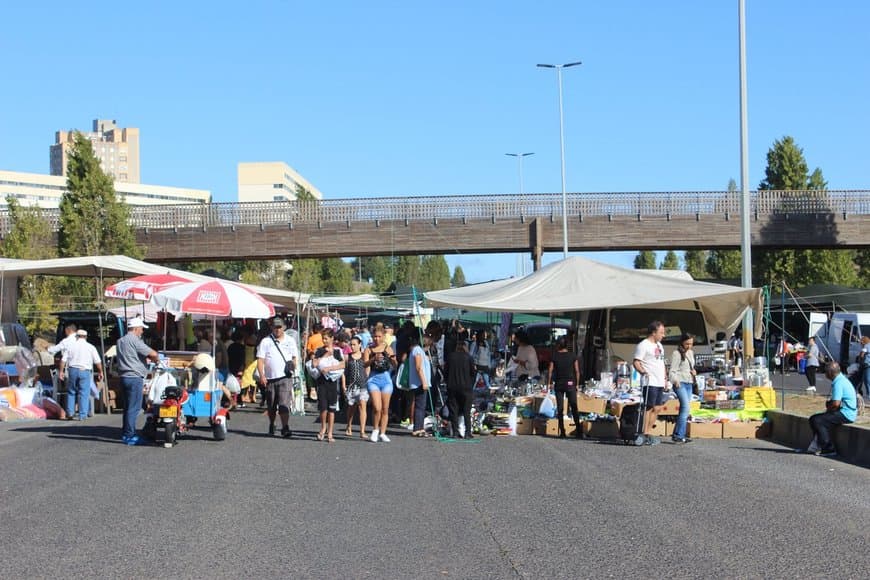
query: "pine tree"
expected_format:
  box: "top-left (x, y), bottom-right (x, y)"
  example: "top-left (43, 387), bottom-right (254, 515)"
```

top-left (660, 250), bottom-right (680, 270)
top-left (682, 250), bottom-right (709, 279)
top-left (58, 132), bottom-right (141, 258)
top-left (633, 251), bottom-right (656, 269)
top-left (451, 266), bottom-right (467, 287)
top-left (755, 136), bottom-right (857, 287)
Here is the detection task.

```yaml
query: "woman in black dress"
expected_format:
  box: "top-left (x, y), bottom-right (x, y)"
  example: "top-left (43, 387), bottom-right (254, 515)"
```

top-left (445, 341), bottom-right (476, 438)
top-left (547, 337), bottom-right (582, 438)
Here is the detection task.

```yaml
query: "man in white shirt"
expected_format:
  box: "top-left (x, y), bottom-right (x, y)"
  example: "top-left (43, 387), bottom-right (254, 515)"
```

top-left (59, 330), bottom-right (103, 421)
top-left (633, 320), bottom-right (667, 446)
top-left (257, 317), bottom-right (299, 438)
top-left (49, 324), bottom-right (78, 368)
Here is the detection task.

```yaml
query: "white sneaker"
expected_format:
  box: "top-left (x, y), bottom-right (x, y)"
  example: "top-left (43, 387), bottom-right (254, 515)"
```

top-left (806, 386), bottom-right (817, 393)
top-left (370, 429), bottom-right (379, 443)
top-left (379, 433), bottom-right (391, 443)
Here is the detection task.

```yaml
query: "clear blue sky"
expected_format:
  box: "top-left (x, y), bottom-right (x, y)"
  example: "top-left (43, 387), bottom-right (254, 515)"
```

top-left (1, 1), bottom-right (867, 283)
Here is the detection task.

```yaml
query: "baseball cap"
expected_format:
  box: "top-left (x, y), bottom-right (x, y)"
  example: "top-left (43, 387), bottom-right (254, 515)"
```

top-left (272, 317), bottom-right (286, 328)
top-left (128, 317), bottom-right (148, 329)
top-left (76, 329), bottom-right (88, 337)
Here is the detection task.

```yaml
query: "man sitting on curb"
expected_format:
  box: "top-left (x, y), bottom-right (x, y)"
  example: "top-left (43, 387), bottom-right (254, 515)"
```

top-left (806, 362), bottom-right (858, 457)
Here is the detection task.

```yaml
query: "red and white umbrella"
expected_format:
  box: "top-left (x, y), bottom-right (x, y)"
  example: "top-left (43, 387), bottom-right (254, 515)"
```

top-left (105, 273), bottom-right (192, 301)
top-left (150, 279), bottom-right (275, 319)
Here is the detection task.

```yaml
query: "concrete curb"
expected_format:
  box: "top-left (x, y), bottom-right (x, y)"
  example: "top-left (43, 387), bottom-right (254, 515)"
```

top-left (766, 410), bottom-right (870, 467)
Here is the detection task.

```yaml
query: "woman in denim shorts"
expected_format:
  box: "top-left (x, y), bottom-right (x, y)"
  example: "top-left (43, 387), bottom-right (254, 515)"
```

top-left (365, 330), bottom-right (396, 442)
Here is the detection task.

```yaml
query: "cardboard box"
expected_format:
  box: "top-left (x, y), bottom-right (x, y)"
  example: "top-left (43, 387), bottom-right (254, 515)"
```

top-left (704, 390), bottom-right (728, 402)
top-left (687, 422), bottom-right (723, 438)
top-left (648, 419), bottom-right (672, 437)
top-left (575, 395), bottom-right (607, 415)
top-left (658, 399), bottom-right (680, 415)
top-left (533, 418), bottom-right (561, 437)
top-left (608, 400), bottom-right (632, 418)
top-left (584, 420), bottom-right (620, 439)
top-left (514, 418), bottom-right (534, 435)
top-left (721, 420), bottom-right (765, 439)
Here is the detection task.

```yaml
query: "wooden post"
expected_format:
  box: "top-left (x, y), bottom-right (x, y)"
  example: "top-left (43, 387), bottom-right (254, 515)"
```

top-left (529, 218), bottom-right (543, 271)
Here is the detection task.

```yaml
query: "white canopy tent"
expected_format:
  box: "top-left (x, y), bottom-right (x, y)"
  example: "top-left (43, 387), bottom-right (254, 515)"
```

top-left (424, 256), bottom-right (764, 335)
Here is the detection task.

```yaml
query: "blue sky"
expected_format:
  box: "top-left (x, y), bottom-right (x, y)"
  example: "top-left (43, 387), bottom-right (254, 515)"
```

top-left (1, 1), bottom-right (867, 282)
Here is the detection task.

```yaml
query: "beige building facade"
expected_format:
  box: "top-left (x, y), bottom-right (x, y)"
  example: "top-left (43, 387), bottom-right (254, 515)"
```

top-left (237, 162), bottom-right (323, 202)
top-left (0, 169), bottom-right (210, 209)
top-left (50, 119), bottom-right (141, 183)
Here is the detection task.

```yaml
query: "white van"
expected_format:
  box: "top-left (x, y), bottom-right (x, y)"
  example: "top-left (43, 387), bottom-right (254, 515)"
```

top-left (575, 303), bottom-right (720, 380)
top-left (810, 312), bottom-right (870, 368)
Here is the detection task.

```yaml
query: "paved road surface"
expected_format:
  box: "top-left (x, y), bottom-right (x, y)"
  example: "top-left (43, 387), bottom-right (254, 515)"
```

top-left (1, 406), bottom-right (868, 579)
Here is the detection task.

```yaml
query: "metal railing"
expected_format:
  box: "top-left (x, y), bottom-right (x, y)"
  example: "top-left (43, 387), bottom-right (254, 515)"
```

top-left (1, 190), bottom-right (868, 234)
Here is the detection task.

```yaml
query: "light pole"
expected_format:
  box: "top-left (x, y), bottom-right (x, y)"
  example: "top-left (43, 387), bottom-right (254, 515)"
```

top-left (505, 152), bottom-right (535, 194)
top-left (538, 61), bottom-right (581, 259)
top-left (738, 0), bottom-right (754, 358)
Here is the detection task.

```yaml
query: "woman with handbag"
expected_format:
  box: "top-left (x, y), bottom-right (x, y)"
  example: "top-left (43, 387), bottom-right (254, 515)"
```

top-left (669, 333), bottom-right (697, 444)
top-left (343, 336), bottom-right (369, 439)
top-left (364, 328), bottom-right (396, 443)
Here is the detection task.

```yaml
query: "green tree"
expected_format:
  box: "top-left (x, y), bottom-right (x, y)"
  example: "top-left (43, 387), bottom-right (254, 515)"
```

top-left (659, 250), bottom-right (680, 270)
top-left (395, 256), bottom-right (422, 286)
top-left (754, 136), bottom-right (857, 287)
top-left (287, 258), bottom-right (323, 294)
top-left (682, 250), bottom-right (708, 279)
top-left (451, 266), bottom-right (467, 287)
top-left (321, 258), bottom-right (354, 294)
top-left (418, 255), bottom-right (451, 291)
top-left (58, 132), bottom-right (141, 258)
top-left (361, 256), bottom-right (395, 292)
top-left (633, 251), bottom-right (656, 269)
top-left (1, 196), bottom-right (60, 336)
top-left (856, 250), bottom-right (870, 287)
top-left (706, 250), bottom-right (743, 279)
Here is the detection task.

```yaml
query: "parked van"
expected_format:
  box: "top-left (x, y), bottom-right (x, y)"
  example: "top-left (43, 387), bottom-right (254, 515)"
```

top-left (54, 310), bottom-right (122, 355)
top-left (810, 311), bottom-right (870, 369)
top-left (575, 304), bottom-right (720, 381)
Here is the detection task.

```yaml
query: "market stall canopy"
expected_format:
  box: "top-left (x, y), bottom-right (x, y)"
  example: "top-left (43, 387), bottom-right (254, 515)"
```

top-left (308, 294), bottom-right (383, 306)
top-left (424, 256), bottom-right (763, 335)
top-left (105, 273), bottom-right (192, 301)
top-left (0, 255), bottom-right (310, 309)
top-left (151, 279), bottom-right (276, 319)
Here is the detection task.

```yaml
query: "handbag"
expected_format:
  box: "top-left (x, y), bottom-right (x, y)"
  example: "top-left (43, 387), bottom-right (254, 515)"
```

top-left (271, 336), bottom-right (295, 378)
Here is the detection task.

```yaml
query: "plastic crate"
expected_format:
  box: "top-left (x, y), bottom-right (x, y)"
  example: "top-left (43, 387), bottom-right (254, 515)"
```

top-left (741, 387), bottom-right (777, 410)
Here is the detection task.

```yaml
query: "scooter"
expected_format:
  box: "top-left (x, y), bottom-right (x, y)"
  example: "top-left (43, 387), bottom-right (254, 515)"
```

top-left (143, 385), bottom-right (188, 448)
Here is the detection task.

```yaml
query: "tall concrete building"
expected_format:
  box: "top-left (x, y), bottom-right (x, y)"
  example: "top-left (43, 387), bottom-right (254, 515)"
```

top-left (50, 119), bottom-right (140, 183)
top-left (237, 162), bottom-right (323, 202)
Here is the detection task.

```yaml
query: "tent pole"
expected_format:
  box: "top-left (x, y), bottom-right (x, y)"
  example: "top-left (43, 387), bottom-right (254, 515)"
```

top-left (97, 267), bottom-right (110, 414)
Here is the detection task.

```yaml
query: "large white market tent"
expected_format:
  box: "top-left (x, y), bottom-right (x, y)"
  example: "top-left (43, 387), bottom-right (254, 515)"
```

top-left (0, 255), bottom-right (310, 322)
top-left (424, 256), bottom-right (764, 335)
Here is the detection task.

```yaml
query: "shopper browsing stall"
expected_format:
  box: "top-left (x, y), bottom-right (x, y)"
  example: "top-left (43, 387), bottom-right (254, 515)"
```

top-left (547, 337), bottom-right (582, 439)
top-left (668, 333), bottom-right (696, 444)
top-left (632, 321), bottom-right (667, 446)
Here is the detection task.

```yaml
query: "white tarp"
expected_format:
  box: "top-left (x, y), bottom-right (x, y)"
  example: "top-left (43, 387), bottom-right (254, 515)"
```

top-left (424, 256), bottom-right (763, 335)
top-left (0, 255), bottom-right (310, 309)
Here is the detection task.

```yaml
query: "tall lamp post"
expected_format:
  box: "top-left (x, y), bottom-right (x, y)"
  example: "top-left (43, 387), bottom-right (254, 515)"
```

top-left (505, 152), bottom-right (535, 194)
top-left (738, 0), bottom-right (754, 358)
top-left (538, 61), bottom-right (581, 259)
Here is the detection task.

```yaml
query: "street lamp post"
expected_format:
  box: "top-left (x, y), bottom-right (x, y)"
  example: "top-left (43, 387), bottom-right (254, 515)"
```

top-left (538, 61), bottom-right (581, 259)
top-left (505, 152), bottom-right (535, 194)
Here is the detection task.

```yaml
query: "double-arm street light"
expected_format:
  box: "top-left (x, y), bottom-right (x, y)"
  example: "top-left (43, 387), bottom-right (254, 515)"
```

top-left (537, 61), bottom-right (582, 258)
top-left (505, 152), bottom-right (535, 194)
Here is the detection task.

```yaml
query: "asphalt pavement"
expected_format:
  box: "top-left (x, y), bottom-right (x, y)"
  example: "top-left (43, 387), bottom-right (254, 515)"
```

top-left (1, 404), bottom-right (868, 579)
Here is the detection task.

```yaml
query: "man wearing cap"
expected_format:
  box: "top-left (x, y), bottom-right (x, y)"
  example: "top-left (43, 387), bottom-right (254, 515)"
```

top-left (59, 330), bottom-right (103, 421)
top-left (257, 316), bottom-right (299, 437)
top-left (116, 318), bottom-right (159, 445)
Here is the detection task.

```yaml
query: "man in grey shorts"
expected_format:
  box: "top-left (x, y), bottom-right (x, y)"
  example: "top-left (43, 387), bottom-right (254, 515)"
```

top-left (257, 317), bottom-right (299, 438)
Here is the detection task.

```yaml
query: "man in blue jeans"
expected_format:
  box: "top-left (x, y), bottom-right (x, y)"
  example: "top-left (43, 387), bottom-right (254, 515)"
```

top-left (807, 362), bottom-right (858, 457)
top-left (115, 318), bottom-right (158, 445)
top-left (59, 330), bottom-right (103, 421)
